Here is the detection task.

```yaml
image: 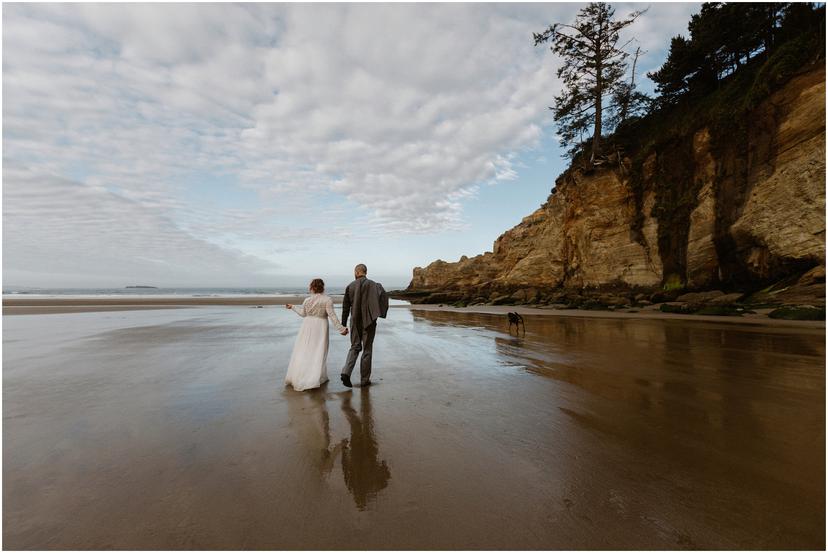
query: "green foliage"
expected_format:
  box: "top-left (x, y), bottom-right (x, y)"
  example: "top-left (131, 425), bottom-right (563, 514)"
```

top-left (649, 3), bottom-right (824, 107)
top-left (745, 29), bottom-right (825, 109)
top-left (662, 273), bottom-right (685, 292)
top-left (651, 3), bottom-right (775, 102)
top-left (648, 35), bottom-right (699, 103)
top-left (556, 2), bottom-right (824, 166)
top-left (768, 306), bottom-right (826, 320)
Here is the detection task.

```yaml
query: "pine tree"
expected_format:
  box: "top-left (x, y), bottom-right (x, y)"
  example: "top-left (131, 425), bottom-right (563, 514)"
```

top-left (534, 2), bottom-right (644, 163)
top-left (647, 2), bottom-right (813, 106)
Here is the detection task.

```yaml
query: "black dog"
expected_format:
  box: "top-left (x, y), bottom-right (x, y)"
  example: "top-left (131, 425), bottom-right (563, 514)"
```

top-left (507, 311), bottom-right (525, 333)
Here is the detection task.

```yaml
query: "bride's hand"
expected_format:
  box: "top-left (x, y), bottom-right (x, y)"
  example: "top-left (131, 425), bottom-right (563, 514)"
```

top-left (285, 304), bottom-right (292, 309)
top-left (340, 328), bottom-right (349, 336)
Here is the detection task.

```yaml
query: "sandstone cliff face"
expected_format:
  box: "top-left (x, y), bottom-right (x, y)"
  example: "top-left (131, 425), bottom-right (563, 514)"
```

top-left (406, 67), bottom-right (825, 304)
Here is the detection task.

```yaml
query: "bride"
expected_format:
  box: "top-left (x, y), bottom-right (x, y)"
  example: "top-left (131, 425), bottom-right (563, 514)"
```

top-left (284, 278), bottom-right (348, 391)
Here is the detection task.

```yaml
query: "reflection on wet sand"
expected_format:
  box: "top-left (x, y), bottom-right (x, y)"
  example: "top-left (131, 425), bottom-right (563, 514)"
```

top-left (341, 388), bottom-right (391, 510)
top-left (286, 385), bottom-right (390, 511)
top-left (412, 309), bottom-right (825, 546)
top-left (4, 307), bottom-right (824, 549)
top-left (285, 385), bottom-right (342, 477)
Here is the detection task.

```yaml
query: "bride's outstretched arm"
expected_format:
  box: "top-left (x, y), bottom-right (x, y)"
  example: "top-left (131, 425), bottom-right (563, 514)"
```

top-left (326, 298), bottom-right (346, 333)
top-left (289, 299), bottom-right (308, 317)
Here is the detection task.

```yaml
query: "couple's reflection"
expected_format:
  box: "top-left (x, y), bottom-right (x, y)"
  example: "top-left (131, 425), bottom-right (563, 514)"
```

top-left (294, 385), bottom-right (390, 510)
top-left (340, 388), bottom-right (391, 510)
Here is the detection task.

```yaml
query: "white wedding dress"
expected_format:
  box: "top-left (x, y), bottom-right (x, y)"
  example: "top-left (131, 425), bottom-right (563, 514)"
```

top-left (285, 293), bottom-right (346, 391)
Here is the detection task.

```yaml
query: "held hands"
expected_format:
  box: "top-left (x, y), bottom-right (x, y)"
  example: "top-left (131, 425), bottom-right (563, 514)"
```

top-left (285, 304), bottom-right (293, 309)
top-left (340, 328), bottom-right (349, 336)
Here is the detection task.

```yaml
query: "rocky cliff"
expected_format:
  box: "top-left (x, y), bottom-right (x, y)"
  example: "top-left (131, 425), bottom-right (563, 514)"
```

top-left (401, 66), bottom-right (825, 308)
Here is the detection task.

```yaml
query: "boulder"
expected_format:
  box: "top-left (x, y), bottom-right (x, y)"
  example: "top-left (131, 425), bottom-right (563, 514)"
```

top-left (598, 294), bottom-right (629, 307)
top-left (707, 292), bottom-right (745, 305)
top-left (425, 292), bottom-right (463, 304)
top-left (798, 265), bottom-right (826, 286)
top-left (676, 290), bottom-right (725, 303)
top-left (509, 288), bottom-right (539, 303)
top-left (490, 294), bottom-right (513, 306)
top-left (650, 290), bottom-right (680, 303)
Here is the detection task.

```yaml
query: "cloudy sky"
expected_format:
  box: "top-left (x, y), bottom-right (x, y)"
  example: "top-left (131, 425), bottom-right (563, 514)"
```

top-left (3, 2), bottom-right (699, 289)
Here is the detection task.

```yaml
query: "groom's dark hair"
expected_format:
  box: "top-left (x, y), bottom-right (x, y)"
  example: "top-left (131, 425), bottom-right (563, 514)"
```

top-left (355, 263), bottom-right (367, 275)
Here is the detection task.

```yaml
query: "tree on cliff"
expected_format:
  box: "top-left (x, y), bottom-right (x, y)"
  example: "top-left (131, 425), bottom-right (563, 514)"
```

top-left (648, 2), bottom-right (824, 106)
top-left (608, 45), bottom-right (652, 129)
top-left (534, 2), bottom-right (644, 164)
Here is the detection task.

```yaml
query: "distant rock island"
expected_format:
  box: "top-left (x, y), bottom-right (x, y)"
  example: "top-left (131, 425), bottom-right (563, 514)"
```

top-left (125, 286), bottom-right (158, 289)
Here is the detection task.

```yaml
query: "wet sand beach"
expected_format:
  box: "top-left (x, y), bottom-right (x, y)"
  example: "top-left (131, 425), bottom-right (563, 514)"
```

top-left (3, 306), bottom-right (825, 549)
top-left (5, 295), bottom-right (824, 329)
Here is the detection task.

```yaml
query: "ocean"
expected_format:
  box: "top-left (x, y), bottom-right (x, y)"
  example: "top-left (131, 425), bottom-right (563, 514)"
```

top-left (2, 286), bottom-right (347, 297)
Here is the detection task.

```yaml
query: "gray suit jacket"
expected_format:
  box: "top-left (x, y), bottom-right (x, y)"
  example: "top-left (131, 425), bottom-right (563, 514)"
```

top-left (342, 277), bottom-right (388, 329)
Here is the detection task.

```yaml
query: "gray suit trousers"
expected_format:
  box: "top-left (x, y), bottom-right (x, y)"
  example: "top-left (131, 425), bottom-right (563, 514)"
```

top-left (341, 321), bottom-right (377, 384)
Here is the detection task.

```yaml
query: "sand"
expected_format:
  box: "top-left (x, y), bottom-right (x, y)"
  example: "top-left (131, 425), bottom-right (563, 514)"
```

top-left (401, 303), bottom-right (826, 328)
top-left (3, 306), bottom-right (824, 549)
top-left (4, 295), bottom-right (824, 329)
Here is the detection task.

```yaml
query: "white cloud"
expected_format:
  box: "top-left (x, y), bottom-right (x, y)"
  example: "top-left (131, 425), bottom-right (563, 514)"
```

top-left (2, 165), bottom-right (282, 287)
top-left (2, 3), bottom-right (700, 285)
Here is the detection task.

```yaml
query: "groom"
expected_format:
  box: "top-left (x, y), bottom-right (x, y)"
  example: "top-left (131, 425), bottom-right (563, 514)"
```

top-left (340, 263), bottom-right (388, 388)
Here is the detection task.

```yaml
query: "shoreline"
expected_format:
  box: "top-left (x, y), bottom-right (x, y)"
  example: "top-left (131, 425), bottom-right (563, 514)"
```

top-left (400, 303), bottom-right (826, 329)
top-left (2, 295), bottom-right (310, 315)
top-left (2, 295), bottom-right (823, 328)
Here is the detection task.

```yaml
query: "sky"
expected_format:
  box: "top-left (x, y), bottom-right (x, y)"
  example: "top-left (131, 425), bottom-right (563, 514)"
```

top-left (3, 2), bottom-right (700, 289)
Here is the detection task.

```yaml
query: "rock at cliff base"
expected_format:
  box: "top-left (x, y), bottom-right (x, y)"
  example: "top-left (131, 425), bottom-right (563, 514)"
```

top-left (676, 290), bottom-right (725, 303)
top-left (650, 290), bottom-right (681, 304)
top-left (798, 266), bottom-right (826, 286)
top-left (490, 294), bottom-right (513, 306)
top-left (707, 292), bottom-right (745, 305)
top-left (598, 294), bottom-right (629, 307)
top-left (660, 303), bottom-right (695, 314)
top-left (425, 292), bottom-right (463, 304)
top-left (768, 306), bottom-right (826, 320)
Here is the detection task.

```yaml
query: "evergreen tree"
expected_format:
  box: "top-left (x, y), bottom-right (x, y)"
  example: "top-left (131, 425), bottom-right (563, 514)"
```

top-left (648, 36), bottom-right (697, 104)
top-left (647, 2), bottom-right (820, 106)
top-left (534, 2), bottom-right (644, 162)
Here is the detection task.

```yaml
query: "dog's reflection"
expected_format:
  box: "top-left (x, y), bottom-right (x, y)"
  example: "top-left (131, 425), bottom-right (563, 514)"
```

top-left (339, 387), bottom-right (391, 510)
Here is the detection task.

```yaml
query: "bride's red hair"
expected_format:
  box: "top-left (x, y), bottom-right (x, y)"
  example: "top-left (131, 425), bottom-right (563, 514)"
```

top-left (309, 278), bottom-right (325, 293)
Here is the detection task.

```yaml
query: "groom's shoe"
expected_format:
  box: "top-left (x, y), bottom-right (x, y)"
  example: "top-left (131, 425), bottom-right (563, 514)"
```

top-left (341, 374), bottom-right (353, 388)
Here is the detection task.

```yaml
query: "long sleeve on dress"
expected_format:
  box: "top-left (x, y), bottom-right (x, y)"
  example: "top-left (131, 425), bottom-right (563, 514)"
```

top-left (326, 298), bottom-right (345, 332)
top-left (290, 298), bottom-right (308, 317)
